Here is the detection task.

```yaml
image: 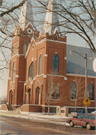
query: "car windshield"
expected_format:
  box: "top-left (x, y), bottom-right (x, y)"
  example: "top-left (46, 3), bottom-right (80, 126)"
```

top-left (88, 115), bottom-right (95, 120)
top-left (77, 114), bottom-right (83, 119)
top-left (78, 110), bottom-right (85, 113)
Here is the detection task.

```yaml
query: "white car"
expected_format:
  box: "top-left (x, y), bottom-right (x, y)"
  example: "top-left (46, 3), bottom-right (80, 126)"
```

top-left (91, 111), bottom-right (96, 114)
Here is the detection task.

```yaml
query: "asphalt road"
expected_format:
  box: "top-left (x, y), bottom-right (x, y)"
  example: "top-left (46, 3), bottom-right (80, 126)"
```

top-left (0, 116), bottom-right (96, 135)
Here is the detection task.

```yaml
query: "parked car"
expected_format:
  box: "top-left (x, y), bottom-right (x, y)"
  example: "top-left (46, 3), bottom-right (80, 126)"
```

top-left (67, 113), bottom-right (96, 130)
top-left (91, 111), bottom-right (96, 114)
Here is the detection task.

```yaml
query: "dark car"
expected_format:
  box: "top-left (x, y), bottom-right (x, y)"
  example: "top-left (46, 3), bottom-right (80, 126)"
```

top-left (70, 110), bottom-right (89, 117)
top-left (67, 113), bottom-right (96, 130)
top-left (78, 110), bottom-right (85, 114)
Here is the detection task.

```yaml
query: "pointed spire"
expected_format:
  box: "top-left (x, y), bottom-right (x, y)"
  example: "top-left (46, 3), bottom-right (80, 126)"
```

top-left (43, 0), bottom-right (60, 35)
top-left (19, 0), bottom-right (34, 30)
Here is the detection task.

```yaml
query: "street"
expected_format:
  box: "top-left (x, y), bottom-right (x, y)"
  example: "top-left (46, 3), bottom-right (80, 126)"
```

top-left (0, 116), bottom-right (96, 134)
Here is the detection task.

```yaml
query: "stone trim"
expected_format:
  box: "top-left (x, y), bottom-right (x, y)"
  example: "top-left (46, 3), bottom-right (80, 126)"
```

top-left (67, 73), bottom-right (96, 78)
top-left (15, 75), bottom-right (19, 78)
top-left (43, 75), bottom-right (47, 78)
top-left (44, 54), bottom-right (48, 57)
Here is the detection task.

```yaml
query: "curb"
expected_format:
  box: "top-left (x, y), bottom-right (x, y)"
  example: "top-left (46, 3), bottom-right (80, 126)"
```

top-left (0, 112), bottom-right (69, 126)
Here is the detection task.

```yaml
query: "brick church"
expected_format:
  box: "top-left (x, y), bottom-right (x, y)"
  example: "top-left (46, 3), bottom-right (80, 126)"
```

top-left (7, 0), bottom-right (96, 113)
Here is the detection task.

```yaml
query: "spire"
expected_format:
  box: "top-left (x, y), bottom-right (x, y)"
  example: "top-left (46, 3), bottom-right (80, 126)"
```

top-left (19, 0), bottom-right (34, 30)
top-left (43, 0), bottom-right (60, 35)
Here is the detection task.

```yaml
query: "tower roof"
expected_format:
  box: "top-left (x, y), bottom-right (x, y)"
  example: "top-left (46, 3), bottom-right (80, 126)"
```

top-left (43, 0), bottom-right (60, 35)
top-left (19, 0), bottom-right (34, 30)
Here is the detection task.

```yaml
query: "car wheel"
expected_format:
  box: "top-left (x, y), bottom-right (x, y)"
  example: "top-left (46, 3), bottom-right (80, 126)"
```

top-left (70, 121), bottom-right (74, 127)
top-left (86, 123), bottom-right (91, 130)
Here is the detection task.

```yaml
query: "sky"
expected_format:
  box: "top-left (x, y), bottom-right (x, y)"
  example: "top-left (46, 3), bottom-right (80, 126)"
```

top-left (0, 0), bottom-right (96, 100)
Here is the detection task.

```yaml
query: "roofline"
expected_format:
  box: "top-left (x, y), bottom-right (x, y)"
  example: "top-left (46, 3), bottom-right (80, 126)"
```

top-left (25, 38), bottom-right (66, 58)
top-left (66, 73), bottom-right (96, 78)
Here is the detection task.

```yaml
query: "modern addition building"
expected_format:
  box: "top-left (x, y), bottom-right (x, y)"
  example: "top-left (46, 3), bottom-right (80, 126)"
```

top-left (6, 0), bottom-right (96, 113)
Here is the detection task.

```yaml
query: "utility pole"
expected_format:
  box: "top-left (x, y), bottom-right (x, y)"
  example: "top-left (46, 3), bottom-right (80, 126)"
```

top-left (85, 53), bottom-right (88, 113)
top-left (70, 51), bottom-right (88, 113)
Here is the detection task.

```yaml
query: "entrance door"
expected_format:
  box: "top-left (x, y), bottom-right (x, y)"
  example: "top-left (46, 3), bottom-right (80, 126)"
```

top-left (10, 91), bottom-right (13, 105)
top-left (36, 87), bottom-right (40, 105)
top-left (28, 89), bottom-right (31, 104)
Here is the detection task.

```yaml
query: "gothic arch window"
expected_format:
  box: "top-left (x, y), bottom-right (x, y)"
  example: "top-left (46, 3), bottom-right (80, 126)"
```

top-left (53, 54), bottom-right (59, 74)
top-left (12, 62), bottom-right (15, 82)
top-left (56, 85), bottom-right (60, 99)
top-left (39, 55), bottom-right (42, 75)
top-left (55, 35), bottom-right (58, 40)
top-left (89, 83), bottom-right (94, 100)
top-left (51, 84), bottom-right (54, 99)
top-left (71, 81), bottom-right (76, 99)
top-left (23, 44), bottom-right (26, 56)
top-left (29, 62), bottom-right (35, 79)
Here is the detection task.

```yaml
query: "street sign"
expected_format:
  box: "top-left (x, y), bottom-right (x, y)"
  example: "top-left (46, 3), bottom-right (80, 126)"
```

top-left (83, 97), bottom-right (91, 106)
top-left (84, 91), bottom-right (89, 98)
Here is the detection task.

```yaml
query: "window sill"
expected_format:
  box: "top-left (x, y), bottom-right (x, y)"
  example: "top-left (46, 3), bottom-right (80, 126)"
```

top-left (51, 99), bottom-right (60, 100)
top-left (90, 100), bottom-right (95, 102)
top-left (70, 99), bottom-right (76, 101)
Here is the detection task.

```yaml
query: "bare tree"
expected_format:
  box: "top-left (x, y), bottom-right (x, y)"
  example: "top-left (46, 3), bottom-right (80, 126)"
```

top-left (37, 0), bottom-right (96, 54)
top-left (0, 95), bottom-right (7, 104)
top-left (0, 0), bottom-right (26, 74)
top-left (42, 70), bottom-right (69, 115)
top-left (70, 68), bottom-right (85, 111)
top-left (74, 75), bottom-right (85, 112)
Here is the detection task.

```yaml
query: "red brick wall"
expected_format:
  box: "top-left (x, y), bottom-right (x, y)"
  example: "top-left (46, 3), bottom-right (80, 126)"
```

top-left (21, 104), bottom-right (42, 112)
top-left (1, 104), bottom-right (8, 111)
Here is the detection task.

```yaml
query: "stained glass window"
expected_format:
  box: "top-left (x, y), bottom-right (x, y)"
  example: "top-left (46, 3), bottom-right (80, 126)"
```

top-left (89, 83), bottom-right (94, 100)
top-left (53, 54), bottom-right (59, 74)
top-left (39, 55), bottom-right (42, 75)
top-left (29, 62), bottom-right (35, 79)
top-left (71, 81), bottom-right (76, 99)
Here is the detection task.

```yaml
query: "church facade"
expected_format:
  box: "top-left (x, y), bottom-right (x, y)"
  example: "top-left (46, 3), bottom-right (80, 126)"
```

top-left (7, 0), bottom-right (96, 112)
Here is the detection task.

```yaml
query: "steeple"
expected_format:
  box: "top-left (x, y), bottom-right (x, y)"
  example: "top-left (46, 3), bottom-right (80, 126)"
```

top-left (19, 0), bottom-right (34, 30)
top-left (43, 0), bottom-right (60, 35)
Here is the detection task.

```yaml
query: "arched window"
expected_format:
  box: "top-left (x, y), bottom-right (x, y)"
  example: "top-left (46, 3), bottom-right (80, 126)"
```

top-left (71, 81), bottom-right (76, 99)
top-left (39, 55), bottom-right (42, 75)
top-left (56, 85), bottom-right (60, 99)
top-left (89, 83), bottom-right (94, 100)
top-left (29, 62), bottom-right (35, 79)
top-left (53, 54), bottom-right (59, 74)
top-left (51, 84), bottom-right (54, 99)
top-left (55, 35), bottom-right (58, 40)
top-left (23, 44), bottom-right (26, 56)
top-left (12, 62), bottom-right (15, 82)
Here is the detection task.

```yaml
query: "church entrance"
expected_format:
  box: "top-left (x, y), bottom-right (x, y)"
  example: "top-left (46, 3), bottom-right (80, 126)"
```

top-left (10, 91), bottom-right (13, 105)
top-left (28, 89), bottom-right (31, 104)
top-left (36, 87), bottom-right (40, 105)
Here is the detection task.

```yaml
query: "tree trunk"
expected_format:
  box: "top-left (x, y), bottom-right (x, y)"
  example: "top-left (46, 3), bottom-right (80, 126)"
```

top-left (48, 104), bottom-right (50, 115)
top-left (75, 99), bottom-right (77, 112)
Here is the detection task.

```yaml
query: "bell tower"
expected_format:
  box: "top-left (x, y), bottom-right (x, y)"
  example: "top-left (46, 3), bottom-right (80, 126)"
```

top-left (7, 0), bottom-right (37, 106)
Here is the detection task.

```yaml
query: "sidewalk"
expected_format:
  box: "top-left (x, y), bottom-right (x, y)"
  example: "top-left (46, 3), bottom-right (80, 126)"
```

top-left (0, 109), bottom-right (70, 126)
